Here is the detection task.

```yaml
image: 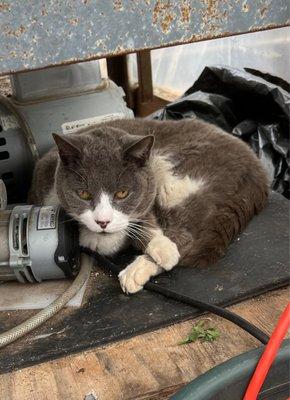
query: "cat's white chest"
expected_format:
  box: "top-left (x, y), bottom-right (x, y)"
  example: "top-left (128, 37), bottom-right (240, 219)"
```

top-left (80, 227), bottom-right (127, 256)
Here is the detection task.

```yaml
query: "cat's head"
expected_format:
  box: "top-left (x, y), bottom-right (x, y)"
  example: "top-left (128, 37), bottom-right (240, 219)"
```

top-left (53, 126), bottom-right (156, 235)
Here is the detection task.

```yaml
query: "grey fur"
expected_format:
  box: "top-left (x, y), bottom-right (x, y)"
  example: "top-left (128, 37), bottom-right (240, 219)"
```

top-left (29, 118), bottom-right (269, 267)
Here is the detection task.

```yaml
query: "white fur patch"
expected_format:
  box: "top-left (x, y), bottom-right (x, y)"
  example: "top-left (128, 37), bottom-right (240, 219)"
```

top-left (151, 154), bottom-right (204, 209)
top-left (119, 255), bottom-right (162, 293)
top-left (78, 192), bottom-right (129, 255)
top-left (145, 229), bottom-right (180, 270)
top-left (44, 188), bottom-right (129, 256)
top-left (80, 227), bottom-right (127, 256)
top-left (119, 229), bottom-right (180, 293)
top-left (79, 192), bottom-right (129, 234)
top-left (94, 193), bottom-right (113, 222)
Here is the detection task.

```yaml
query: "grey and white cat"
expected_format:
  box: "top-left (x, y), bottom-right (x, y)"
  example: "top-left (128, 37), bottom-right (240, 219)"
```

top-left (29, 118), bottom-right (268, 293)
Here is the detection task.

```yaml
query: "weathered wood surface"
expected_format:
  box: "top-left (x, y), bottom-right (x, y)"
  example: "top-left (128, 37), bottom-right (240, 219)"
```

top-left (0, 288), bottom-right (288, 400)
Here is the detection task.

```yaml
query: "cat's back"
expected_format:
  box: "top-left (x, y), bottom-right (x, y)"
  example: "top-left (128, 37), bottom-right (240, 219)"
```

top-left (106, 118), bottom-right (266, 182)
top-left (105, 118), bottom-right (249, 154)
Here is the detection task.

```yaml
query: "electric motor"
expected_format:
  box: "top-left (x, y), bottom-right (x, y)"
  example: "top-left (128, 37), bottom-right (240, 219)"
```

top-left (0, 60), bottom-right (133, 281)
top-left (0, 203), bottom-right (80, 283)
top-left (0, 60), bottom-right (133, 204)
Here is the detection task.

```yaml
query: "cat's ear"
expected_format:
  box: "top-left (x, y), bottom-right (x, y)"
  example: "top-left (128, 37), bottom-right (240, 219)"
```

top-left (52, 133), bottom-right (81, 166)
top-left (124, 135), bottom-right (154, 166)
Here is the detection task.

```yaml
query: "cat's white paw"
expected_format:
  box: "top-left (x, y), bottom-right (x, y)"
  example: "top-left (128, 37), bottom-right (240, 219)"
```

top-left (146, 235), bottom-right (180, 270)
top-left (119, 256), bottom-right (161, 294)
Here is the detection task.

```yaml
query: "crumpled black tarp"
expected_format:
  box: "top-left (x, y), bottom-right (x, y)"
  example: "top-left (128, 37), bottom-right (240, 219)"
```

top-left (151, 66), bottom-right (290, 199)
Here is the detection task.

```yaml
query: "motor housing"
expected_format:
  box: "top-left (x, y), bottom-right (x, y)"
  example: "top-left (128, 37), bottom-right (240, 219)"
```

top-left (0, 204), bottom-right (80, 283)
top-left (0, 60), bottom-right (133, 203)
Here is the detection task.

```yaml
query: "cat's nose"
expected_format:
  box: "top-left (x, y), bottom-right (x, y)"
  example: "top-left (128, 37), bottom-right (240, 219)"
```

top-left (96, 220), bottom-right (110, 229)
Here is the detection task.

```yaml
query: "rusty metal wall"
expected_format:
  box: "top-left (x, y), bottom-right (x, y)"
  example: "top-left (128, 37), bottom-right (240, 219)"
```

top-left (0, 0), bottom-right (289, 75)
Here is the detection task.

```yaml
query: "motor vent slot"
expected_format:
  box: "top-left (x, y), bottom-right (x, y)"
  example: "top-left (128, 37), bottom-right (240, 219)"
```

top-left (18, 270), bottom-right (27, 283)
top-left (21, 215), bottom-right (28, 256)
top-left (12, 214), bottom-right (20, 251)
top-left (1, 171), bottom-right (13, 180)
top-left (0, 151), bottom-right (9, 160)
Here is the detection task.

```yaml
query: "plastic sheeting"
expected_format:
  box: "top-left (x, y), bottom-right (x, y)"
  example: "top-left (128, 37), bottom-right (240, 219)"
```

top-left (152, 66), bottom-right (290, 199)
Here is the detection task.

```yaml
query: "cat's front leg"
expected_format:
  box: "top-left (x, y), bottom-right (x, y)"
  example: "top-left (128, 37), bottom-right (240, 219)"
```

top-left (119, 229), bottom-right (180, 294)
top-left (119, 255), bottom-right (162, 294)
top-left (145, 229), bottom-right (180, 270)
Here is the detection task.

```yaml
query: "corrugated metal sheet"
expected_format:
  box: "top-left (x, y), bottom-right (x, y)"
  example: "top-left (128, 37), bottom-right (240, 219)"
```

top-left (0, 0), bottom-right (289, 75)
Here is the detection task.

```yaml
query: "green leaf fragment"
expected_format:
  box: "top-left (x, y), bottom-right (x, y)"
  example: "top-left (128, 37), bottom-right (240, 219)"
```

top-left (178, 320), bottom-right (220, 345)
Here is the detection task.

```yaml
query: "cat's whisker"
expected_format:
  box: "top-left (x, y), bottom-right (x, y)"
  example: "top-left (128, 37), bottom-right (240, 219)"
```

top-left (127, 227), bottom-right (152, 244)
top-left (60, 218), bottom-right (76, 224)
top-left (129, 231), bottom-right (152, 242)
top-left (129, 219), bottom-right (157, 228)
top-left (128, 224), bottom-right (152, 237)
top-left (68, 168), bottom-right (87, 183)
top-left (128, 227), bottom-right (153, 240)
top-left (130, 217), bottom-right (155, 224)
top-left (128, 223), bottom-right (150, 231)
top-left (125, 229), bottom-right (146, 248)
top-left (128, 221), bottom-right (154, 231)
top-left (126, 226), bottom-right (149, 244)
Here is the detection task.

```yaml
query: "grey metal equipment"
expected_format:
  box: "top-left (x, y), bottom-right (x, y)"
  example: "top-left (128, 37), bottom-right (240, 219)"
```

top-left (0, 180), bottom-right (90, 349)
top-left (0, 179), bottom-right (7, 210)
top-left (0, 181), bottom-right (80, 283)
top-left (0, 1), bottom-right (288, 76)
top-left (0, 60), bottom-right (133, 203)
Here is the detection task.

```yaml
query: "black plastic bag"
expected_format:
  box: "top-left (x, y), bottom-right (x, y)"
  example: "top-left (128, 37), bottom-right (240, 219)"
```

top-left (151, 66), bottom-right (290, 199)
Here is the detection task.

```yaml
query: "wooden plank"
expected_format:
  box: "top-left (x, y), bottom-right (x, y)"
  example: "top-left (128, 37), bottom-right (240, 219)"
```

top-left (137, 51), bottom-right (153, 104)
top-left (134, 50), bottom-right (169, 117)
top-left (107, 54), bottom-right (134, 109)
top-left (0, 288), bottom-right (288, 400)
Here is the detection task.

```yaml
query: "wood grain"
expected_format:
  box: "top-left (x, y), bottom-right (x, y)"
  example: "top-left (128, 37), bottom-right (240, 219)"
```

top-left (0, 288), bottom-right (288, 400)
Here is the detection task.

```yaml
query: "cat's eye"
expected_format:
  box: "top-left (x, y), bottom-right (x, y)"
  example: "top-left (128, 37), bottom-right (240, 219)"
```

top-left (115, 189), bottom-right (129, 200)
top-left (77, 190), bottom-right (92, 201)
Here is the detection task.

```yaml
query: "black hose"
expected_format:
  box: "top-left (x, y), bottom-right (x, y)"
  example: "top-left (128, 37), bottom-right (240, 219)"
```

top-left (81, 246), bottom-right (270, 345)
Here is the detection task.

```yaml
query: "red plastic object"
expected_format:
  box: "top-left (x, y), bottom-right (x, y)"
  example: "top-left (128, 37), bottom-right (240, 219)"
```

top-left (243, 303), bottom-right (290, 400)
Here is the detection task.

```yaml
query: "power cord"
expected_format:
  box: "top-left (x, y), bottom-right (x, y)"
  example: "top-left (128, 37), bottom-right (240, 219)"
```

top-left (80, 246), bottom-right (270, 345)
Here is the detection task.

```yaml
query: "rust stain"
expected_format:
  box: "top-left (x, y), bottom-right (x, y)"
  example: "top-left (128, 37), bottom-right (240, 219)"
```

top-left (0, 2), bottom-right (10, 12)
top-left (68, 17), bottom-right (79, 26)
top-left (21, 50), bottom-right (34, 60)
top-left (112, 44), bottom-right (126, 54)
top-left (2, 20), bottom-right (288, 78)
top-left (180, 0), bottom-right (191, 24)
top-left (152, 1), bottom-right (175, 34)
top-left (242, 1), bottom-right (249, 13)
top-left (260, 6), bottom-right (268, 18)
top-left (41, 5), bottom-right (48, 16)
top-left (113, 0), bottom-right (124, 11)
top-left (8, 51), bottom-right (17, 58)
top-left (201, 0), bottom-right (226, 34)
top-left (4, 24), bottom-right (26, 38)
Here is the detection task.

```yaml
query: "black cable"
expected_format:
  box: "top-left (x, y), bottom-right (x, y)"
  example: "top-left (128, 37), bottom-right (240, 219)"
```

top-left (81, 246), bottom-right (270, 345)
